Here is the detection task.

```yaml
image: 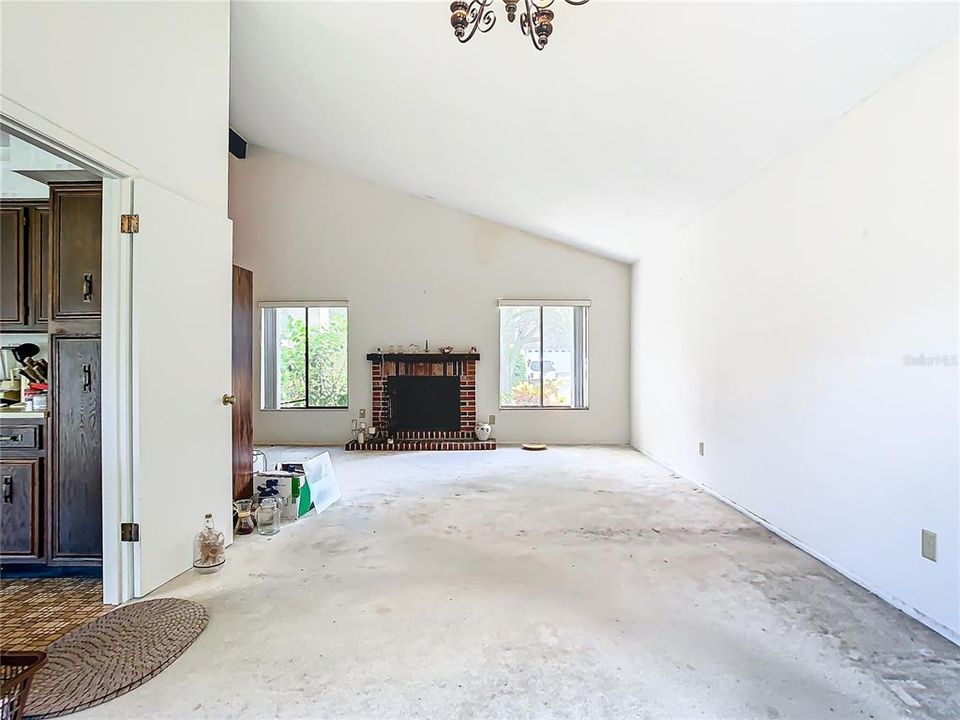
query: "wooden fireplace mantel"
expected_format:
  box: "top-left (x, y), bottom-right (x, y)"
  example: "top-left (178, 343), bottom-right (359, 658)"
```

top-left (366, 352), bottom-right (479, 362)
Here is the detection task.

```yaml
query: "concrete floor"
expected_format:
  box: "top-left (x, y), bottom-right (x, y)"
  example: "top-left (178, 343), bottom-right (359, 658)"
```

top-left (78, 447), bottom-right (958, 719)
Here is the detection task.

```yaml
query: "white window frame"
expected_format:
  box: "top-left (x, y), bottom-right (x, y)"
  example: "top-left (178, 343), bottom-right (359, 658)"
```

top-left (259, 301), bottom-right (349, 411)
top-left (498, 299), bottom-right (590, 410)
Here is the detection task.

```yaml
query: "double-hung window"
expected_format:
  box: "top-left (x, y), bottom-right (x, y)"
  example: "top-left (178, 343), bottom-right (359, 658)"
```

top-left (260, 302), bottom-right (348, 409)
top-left (498, 300), bottom-right (589, 409)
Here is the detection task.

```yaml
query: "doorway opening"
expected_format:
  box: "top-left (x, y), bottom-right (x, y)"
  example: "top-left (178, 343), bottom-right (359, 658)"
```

top-left (0, 123), bottom-right (127, 650)
top-left (0, 122), bottom-right (132, 649)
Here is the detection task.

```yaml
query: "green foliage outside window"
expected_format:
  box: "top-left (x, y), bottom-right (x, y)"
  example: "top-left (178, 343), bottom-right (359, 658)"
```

top-left (278, 308), bottom-right (348, 408)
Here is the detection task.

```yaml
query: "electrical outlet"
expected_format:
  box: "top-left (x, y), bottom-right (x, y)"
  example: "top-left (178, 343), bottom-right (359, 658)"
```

top-left (921, 529), bottom-right (937, 562)
top-left (359, 408), bottom-right (366, 419)
top-left (488, 414), bottom-right (496, 425)
top-left (698, 441), bottom-right (704, 457)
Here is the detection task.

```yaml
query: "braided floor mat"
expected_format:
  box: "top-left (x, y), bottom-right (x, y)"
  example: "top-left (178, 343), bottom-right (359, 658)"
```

top-left (25, 598), bottom-right (207, 719)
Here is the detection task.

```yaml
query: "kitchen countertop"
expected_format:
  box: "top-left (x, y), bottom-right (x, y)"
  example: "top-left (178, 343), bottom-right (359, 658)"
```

top-left (0, 406), bottom-right (47, 419)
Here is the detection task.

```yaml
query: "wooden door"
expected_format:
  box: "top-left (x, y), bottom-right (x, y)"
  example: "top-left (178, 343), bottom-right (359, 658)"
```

top-left (50, 335), bottom-right (102, 564)
top-left (0, 206), bottom-right (26, 327)
top-left (50, 183), bottom-right (102, 322)
top-left (0, 458), bottom-right (42, 560)
top-left (29, 206), bottom-right (51, 327)
top-left (232, 265), bottom-right (254, 500)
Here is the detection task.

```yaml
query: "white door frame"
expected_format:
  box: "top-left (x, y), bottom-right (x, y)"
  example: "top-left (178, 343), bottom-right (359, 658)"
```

top-left (1, 95), bottom-right (139, 605)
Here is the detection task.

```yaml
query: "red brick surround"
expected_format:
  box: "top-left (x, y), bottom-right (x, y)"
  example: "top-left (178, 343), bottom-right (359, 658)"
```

top-left (347, 352), bottom-right (495, 451)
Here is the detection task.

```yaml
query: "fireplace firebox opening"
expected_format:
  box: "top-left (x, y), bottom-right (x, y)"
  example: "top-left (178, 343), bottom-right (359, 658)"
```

top-left (388, 376), bottom-right (460, 432)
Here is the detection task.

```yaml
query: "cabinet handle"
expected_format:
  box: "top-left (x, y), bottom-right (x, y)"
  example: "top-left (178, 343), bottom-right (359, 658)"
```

top-left (82, 363), bottom-right (92, 392)
top-left (82, 273), bottom-right (94, 302)
top-left (2, 476), bottom-right (12, 504)
top-left (0, 435), bottom-right (23, 443)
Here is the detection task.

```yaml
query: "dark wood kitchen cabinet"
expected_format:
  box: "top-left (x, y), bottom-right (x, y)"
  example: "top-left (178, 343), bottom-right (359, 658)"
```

top-left (0, 459), bottom-right (43, 562)
top-left (1, 184), bottom-right (103, 572)
top-left (50, 183), bottom-right (102, 323)
top-left (49, 335), bottom-right (102, 564)
top-left (1, 201), bottom-right (50, 331)
top-left (0, 206), bottom-right (26, 328)
top-left (0, 418), bottom-right (45, 564)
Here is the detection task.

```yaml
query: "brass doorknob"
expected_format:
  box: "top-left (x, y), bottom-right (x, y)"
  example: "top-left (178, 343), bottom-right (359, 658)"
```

top-left (222, 394), bottom-right (237, 406)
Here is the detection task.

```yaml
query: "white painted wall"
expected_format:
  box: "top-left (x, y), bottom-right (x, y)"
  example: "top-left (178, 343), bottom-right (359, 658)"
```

top-left (631, 39), bottom-right (959, 638)
top-left (230, 148), bottom-right (631, 445)
top-left (1, 1), bottom-right (231, 603)
top-left (0, 0), bottom-right (230, 213)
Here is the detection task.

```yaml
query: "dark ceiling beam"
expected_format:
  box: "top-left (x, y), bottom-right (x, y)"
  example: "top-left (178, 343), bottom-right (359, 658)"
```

top-left (229, 128), bottom-right (247, 159)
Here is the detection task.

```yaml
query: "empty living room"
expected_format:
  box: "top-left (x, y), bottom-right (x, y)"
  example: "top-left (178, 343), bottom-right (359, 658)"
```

top-left (0, 1), bottom-right (957, 719)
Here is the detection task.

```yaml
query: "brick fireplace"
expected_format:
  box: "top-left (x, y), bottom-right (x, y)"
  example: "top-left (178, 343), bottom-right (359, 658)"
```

top-left (345, 352), bottom-right (496, 451)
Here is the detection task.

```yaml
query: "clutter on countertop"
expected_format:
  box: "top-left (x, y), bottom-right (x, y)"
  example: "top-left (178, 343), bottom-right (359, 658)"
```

top-left (1, 342), bottom-right (49, 411)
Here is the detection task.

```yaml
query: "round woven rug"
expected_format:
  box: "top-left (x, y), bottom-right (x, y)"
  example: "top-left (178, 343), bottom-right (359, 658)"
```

top-left (25, 598), bottom-right (207, 719)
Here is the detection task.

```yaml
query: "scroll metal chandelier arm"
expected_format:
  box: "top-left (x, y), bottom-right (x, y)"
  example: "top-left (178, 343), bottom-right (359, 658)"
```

top-left (519, 0), bottom-right (554, 51)
top-left (451, 0), bottom-right (497, 44)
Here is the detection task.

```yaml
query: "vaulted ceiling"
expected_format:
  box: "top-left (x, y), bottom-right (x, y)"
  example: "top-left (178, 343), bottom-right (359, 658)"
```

top-left (230, 2), bottom-right (957, 261)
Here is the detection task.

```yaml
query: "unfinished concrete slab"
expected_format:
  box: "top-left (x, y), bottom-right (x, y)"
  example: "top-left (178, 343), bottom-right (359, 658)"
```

top-left (76, 447), bottom-right (959, 719)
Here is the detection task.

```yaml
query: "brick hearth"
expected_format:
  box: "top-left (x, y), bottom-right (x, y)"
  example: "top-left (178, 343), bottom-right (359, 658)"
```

top-left (345, 439), bottom-right (497, 451)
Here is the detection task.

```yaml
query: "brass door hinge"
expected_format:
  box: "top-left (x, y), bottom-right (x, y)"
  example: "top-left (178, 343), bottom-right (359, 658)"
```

top-left (120, 214), bottom-right (140, 233)
top-left (120, 522), bottom-right (140, 542)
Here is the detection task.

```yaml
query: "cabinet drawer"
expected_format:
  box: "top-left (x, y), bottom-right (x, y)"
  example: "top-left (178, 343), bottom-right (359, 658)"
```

top-left (0, 425), bottom-right (41, 451)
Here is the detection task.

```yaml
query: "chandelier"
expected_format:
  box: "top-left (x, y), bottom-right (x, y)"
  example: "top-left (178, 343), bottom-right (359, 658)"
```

top-left (450, 0), bottom-right (589, 51)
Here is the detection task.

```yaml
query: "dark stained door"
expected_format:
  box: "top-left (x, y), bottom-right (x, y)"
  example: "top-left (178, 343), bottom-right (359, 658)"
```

top-left (232, 265), bottom-right (254, 500)
top-left (50, 335), bottom-right (102, 563)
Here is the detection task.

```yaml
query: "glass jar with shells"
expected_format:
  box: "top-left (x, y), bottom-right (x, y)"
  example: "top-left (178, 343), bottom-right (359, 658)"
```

top-left (193, 513), bottom-right (226, 574)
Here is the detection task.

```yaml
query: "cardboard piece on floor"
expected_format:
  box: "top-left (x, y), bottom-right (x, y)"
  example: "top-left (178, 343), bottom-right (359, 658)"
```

top-left (302, 452), bottom-right (341, 515)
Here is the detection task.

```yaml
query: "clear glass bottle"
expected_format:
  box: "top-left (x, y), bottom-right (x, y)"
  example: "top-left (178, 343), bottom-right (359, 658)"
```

top-left (257, 497), bottom-right (281, 535)
top-left (193, 513), bottom-right (225, 574)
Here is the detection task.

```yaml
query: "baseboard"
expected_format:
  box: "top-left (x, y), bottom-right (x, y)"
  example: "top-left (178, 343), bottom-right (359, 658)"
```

top-left (497, 442), bottom-right (630, 447)
top-left (257, 442), bottom-right (344, 447)
top-left (258, 441), bottom-right (631, 448)
top-left (634, 445), bottom-right (960, 647)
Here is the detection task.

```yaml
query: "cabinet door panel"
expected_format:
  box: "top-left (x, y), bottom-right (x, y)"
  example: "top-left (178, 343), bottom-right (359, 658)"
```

top-left (51, 184), bottom-right (102, 321)
top-left (51, 336), bottom-right (102, 561)
top-left (0, 459), bottom-right (42, 560)
top-left (0, 207), bottom-right (26, 326)
top-left (30, 206), bottom-right (51, 326)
